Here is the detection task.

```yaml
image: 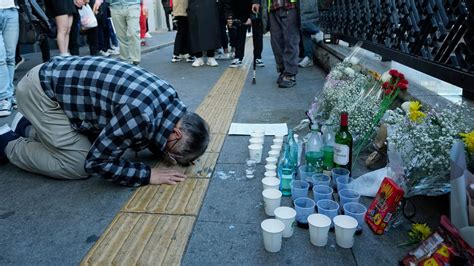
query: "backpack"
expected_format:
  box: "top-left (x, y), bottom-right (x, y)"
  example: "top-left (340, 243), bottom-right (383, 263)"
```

top-left (17, 0), bottom-right (52, 44)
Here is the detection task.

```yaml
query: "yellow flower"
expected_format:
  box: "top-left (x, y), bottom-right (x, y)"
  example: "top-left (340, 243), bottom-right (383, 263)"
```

top-left (460, 131), bottom-right (474, 153)
top-left (408, 223), bottom-right (432, 242)
top-left (408, 101), bottom-right (426, 122)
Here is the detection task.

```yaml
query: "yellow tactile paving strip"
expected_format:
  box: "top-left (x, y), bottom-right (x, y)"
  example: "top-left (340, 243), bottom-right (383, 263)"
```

top-left (81, 41), bottom-right (253, 266)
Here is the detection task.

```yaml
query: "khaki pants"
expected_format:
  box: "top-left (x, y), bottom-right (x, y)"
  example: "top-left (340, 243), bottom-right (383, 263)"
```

top-left (110, 4), bottom-right (141, 63)
top-left (5, 65), bottom-right (91, 180)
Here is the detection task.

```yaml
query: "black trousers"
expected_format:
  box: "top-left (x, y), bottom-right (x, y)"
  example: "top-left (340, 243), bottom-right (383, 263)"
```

top-left (233, 24), bottom-right (247, 60)
top-left (217, 2), bottom-right (228, 50)
top-left (252, 18), bottom-right (263, 59)
top-left (69, 12), bottom-right (80, 55)
top-left (173, 16), bottom-right (190, 56)
top-left (193, 50), bottom-right (215, 58)
top-left (97, 3), bottom-right (112, 52)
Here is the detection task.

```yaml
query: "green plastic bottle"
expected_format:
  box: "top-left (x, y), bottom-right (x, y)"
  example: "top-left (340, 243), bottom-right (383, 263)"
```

top-left (278, 144), bottom-right (294, 196)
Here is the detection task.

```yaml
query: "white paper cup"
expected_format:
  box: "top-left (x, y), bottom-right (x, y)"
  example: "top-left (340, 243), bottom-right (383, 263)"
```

top-left (270, 144), bottom-right (281, 152)
top-left (265, 157), bottom-right (278, 166)
top-left (333, 215), bottom-right (358, 248)
top-left (264, 171), bottom-right (277, 178)
top-left (262, 177), bottom-right (280, 190)
top-left (268, 150), bottom-right (280, 159)
top-left (249, 137), bottom-right (264, 146)
top-left (262, 189), bottom-right (282, 216)
top-left (308, 214), bottom-right (332, 247)
top-left (248, 144), bottom-right (263, 163)
top-left (274, 207), bottom-right (296, 238)
top-left (261, 219), bottom-right (285, 252)
top-left (273, 138), bottom-right (283, 147)
top-left (265, 164), bottom-right (277, 173)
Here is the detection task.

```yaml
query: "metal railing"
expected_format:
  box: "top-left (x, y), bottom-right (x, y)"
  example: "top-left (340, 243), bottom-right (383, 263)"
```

top-left (320, 0), bottom-right (474, 99)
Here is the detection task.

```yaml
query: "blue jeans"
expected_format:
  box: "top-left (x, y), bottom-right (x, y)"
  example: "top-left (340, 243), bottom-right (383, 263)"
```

top-left (0, 8), bottom-right (19, 101)
top-left (302, 22), bottom-right (319, 58)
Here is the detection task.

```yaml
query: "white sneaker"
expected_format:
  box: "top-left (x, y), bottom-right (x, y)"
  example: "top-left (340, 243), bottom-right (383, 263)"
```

top-left (0, 99), bottom-right (12, 117)
top-left (215, 53), bottom-right (232, 60)
top-left (99, 50), bottom-right (111, 57)
top-left (298, 56), bottom-right (314, 68)
top-left (145, 32), bottom-right (152, 38)
top-left (107, 49), bottom-right (120, 55)
top-left (312, 31), bottom-right (324, 43)
top-left (171, 55), bottom-right (182, 63)
top-left (192, 57), bottom-right (205, 67)
top-left (206, 57), bottom-right (218, 67)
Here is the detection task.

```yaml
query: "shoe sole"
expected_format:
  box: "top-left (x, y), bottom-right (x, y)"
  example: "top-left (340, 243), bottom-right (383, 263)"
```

top-left (207, 63), bottom-right (219, 67)
top-left (192, 63), bottom-right (204, 67)
top-left (0, 111), bottom-right (12, 117)
top-left (229, 64), bottom-right (241, 68)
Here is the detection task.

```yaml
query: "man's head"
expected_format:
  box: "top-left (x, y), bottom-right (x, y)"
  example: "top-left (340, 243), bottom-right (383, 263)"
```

top-left (162, 112), bottom-right (210, 166)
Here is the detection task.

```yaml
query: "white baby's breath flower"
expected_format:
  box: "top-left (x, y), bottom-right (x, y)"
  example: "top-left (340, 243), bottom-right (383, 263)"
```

top-left (381, 71), bottom-right (391, 82)
top-left (401, 101), bottom-right (410, 113)
top-left (349, 56), bottom-right (360, 65)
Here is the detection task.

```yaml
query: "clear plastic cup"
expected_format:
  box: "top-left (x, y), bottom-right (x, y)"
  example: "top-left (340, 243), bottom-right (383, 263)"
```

top-left (308, 213), bottom-right (332, 247)
top-left (293, 197), bottom-right (316, 228)
top-left (332, 168), bottom-right (350, 187)
top-left (339, 189), bottom-right (360, 208)
top-left (290, 180), bottom-right (309, 201)
top-left (261, 219), bottom-right (285, 252)
top-left (336, 176), bottom-right (353, 191)
top-left (274, 207), bottom-right (296, 238)
top-left (333, 215), bottom-right (358, 248)
top-left (317, 199), bottom-right (339, 227)
top-left (312, 185), bottom-right (333, 203)
top-left (298, 165), bottom-right (316, 186)
top-left (312, 173), bottom-right (331, 187)
top-left (343, 202), bottom-right (367, 233)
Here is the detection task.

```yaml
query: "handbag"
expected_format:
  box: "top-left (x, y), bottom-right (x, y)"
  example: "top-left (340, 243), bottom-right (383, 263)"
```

top-left (78, 4), bottom-right (98, 30)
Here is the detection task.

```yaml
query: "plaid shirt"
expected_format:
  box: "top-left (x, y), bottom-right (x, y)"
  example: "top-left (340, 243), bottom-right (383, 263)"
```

top-left (39, 56), bottom-right (187, 186)
top-left (269, 0), bottom-right (296, 11)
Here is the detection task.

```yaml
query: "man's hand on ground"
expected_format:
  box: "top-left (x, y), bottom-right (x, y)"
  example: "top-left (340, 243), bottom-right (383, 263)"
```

top-left (150, 169), bottom-right (187, 185)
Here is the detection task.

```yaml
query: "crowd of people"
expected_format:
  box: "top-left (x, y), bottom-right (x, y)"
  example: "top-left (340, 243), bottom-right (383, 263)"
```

top-left (0, 0), bottom-right (322, 187)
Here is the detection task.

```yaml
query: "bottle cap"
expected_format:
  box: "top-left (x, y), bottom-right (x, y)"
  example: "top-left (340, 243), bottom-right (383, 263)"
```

top-left (340, 112), bottom-right (348, 126)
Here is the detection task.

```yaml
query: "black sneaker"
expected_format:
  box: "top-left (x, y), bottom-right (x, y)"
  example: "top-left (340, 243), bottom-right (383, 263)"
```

top-left (229, 59), bottom-right (242, 68)
top-left (11, 112), bottom-right (31, 138)
top-left (278, 76), bottom-right (296, 88)
top-left (0, 124), bottom-right (19, 163)
top-left (276, 73), bottom-right (284, 84)
top-left (255, 58), bottom-right (265, 67)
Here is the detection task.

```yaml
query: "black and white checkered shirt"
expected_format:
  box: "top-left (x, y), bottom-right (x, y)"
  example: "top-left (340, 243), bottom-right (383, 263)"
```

top-left (39, 56), bottom-right (187, 186)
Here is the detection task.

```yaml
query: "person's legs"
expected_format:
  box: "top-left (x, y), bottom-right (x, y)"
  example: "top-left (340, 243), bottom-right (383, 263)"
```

top-left (68, 12), bottom-right (80, 55)
top-left (234, 25), bottom-right (247, 60)
top-left (280, 8), bottom-right (299, 77)
top-left (0, 7), bottom-right (19, 116)
top-left (39, 36), bottom-right (50, 62)
top-left (299, 32), bottom-right (313, 67)
top-left (110, 6), bottom-right (129, 61)
top-left (126, 4), bottom-right (141, 63)
top-left (173, 16), bottom-right (187, 56)
top-left (5, 64), bottom-right (91, 179)
top-left (87, 26), bottom-right (99, 55)
top-left (269, 10), bottom-right (284, 74)
top-left (164, 8), bottom-right (171, 31)
top-left (55, 14), bottom-right (73, 55)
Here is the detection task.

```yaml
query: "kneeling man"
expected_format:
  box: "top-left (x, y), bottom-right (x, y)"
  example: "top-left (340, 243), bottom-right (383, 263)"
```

top-left (0, 56), bottom-right (210, 186)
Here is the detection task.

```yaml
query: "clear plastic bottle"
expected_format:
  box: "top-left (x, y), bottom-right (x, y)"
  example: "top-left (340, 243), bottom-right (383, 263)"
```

top-left (305, 125), bottom-right (324, 173)
top-left (287, 129), bottom-right (299, 168)
top-left (278, 144), bottom-right (294, 196)
top-left (321, 122), bottom-right (336, 176)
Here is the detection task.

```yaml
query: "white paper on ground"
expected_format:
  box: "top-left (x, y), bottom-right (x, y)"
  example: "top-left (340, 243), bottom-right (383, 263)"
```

top-left (228, 123), bottom-right (288, 136)
top-left (351, 167), bottom-right (388, 197)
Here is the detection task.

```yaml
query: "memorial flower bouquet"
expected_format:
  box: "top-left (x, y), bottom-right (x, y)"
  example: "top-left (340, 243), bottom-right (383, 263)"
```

top-left (385, 102), bottom-right (471, 197)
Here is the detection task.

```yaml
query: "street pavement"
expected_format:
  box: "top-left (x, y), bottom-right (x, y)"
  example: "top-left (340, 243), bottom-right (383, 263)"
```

top-left (0, 31), bottom-right (448, 265)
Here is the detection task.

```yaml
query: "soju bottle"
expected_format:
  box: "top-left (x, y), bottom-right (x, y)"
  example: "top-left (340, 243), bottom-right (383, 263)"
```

top-left (287, 129), bottom-right (298, 167)
top-left (305, 125), bottom-right (323, 173)
top-left (321, 122), bottom-right (335, 176)
top-left (334, 112), bottom-right (353, 172)
top-left (278, 144), bottom-right (294, 196)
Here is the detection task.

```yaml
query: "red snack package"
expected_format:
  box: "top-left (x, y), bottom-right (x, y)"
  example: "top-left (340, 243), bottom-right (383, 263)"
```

top-left (365, 177), bottom-right (404, 234)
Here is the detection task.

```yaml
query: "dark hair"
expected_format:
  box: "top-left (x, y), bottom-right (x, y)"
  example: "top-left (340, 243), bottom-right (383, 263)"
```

top-left (175, 112), bottom-right (210, 165)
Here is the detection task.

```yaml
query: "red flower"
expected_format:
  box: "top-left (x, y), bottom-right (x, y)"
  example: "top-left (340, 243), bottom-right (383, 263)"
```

top-left (397, 82), bottom-right (408, 90)
top-left (384, 88), bottom-right (393, 95)
top-left (398, 73), bottom-right (405, 80)
top-left (382, 82), bottom-right (390, 89)
top-left (389, 69), bottom-right (400, 77)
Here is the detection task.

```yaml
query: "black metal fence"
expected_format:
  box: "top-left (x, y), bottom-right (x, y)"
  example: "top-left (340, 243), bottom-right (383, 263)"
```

top-left (320, 0), bottom-right (474, 99)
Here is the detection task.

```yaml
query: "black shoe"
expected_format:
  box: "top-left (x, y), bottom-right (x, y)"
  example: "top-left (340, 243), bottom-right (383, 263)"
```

top-left (11, 112), bottom-right (31, 138)
top-left (0, 124), bottom-right (19, 163)
top-left (278, 76), bottom-right (296, 88)
top-left (276, 73), bottom-right (284, 84)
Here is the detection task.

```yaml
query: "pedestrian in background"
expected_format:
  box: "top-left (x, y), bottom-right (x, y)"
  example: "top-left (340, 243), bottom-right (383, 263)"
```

top-left (44, 0), bottom-right (84, 56)
top-left (187, 0), bottom-right (220, 67)
top-left (161, 0), bottom-right (172, 31)
top-left (298, 0), bottom-right (319, 68)
top-left (170, 0), bottom-right (194, 63)
top-left (223, 0), bottom-right (252, 68)
top-left (139, 2), bottom-right (147, 46)
top-left (253, 0), bottom-right (299, 88)
top-left (0, 0), bottom-right (19, 117)
top-left (109, 0), bottom-right (144, 65)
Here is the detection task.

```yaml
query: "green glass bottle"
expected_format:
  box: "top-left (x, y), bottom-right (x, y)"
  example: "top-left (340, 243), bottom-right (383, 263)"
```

top-left (278, 144), bottom-right (294, 196)
top-left (333, 112), bottom-right (353, 173)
